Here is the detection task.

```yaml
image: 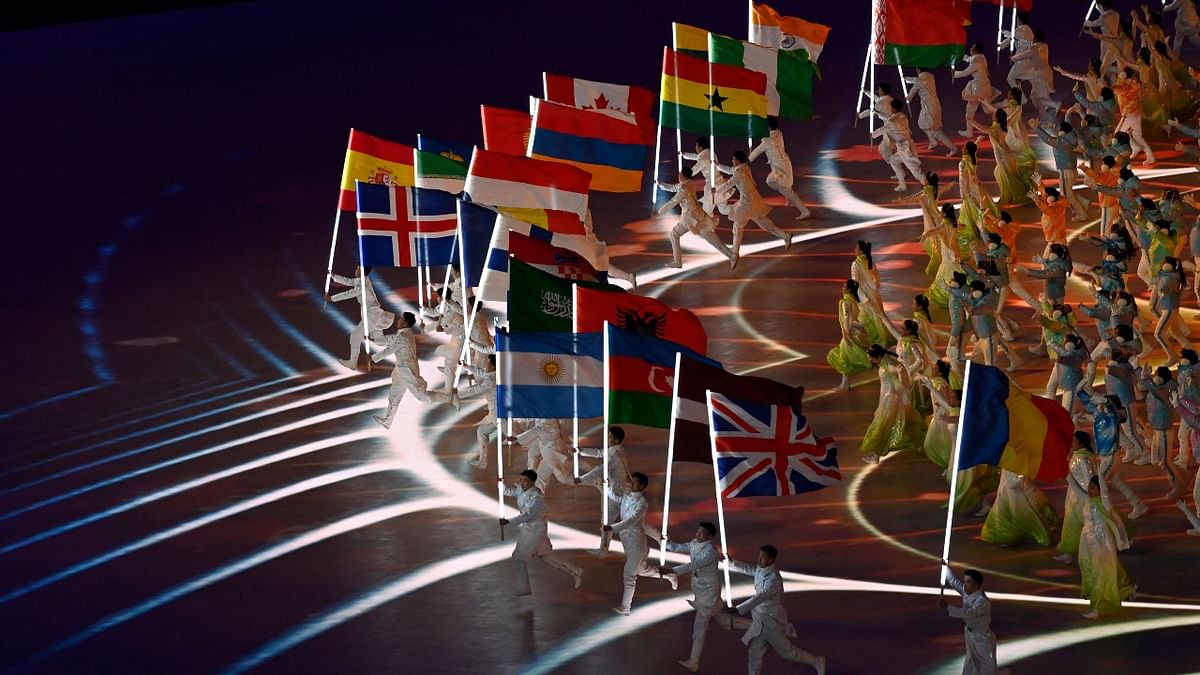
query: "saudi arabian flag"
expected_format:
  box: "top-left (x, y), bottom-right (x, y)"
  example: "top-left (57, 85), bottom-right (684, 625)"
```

top-left (708, 32), bottom-right (818, 121)
top-left (415, 135), bottom-right (472, 194)
top-left (507, 259), bottom-right (623, 333)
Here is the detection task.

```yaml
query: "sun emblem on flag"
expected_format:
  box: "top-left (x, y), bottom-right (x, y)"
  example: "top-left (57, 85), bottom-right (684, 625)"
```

top-left (538, 356), bottom-right (564, 384)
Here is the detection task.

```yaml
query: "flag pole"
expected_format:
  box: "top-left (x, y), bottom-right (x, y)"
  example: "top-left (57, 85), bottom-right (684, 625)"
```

top-left (995, 0), bottom-right (1006, 62)
top-left (939, 359), bottom-right (975, 587)
top-left (355, 220), bottom-right (372, 368)
top-left (572, 283), bottom-right (581, 479)
top-left (454, 205), bottom-right (477, 393)
top-left (652, 87), bottom-right (666, 216)
top-left (706, 389), bottom-right (735, 607)
top-left (602, 321), bottom-right (612, 528)
top-left (323, 209), bottom-right (343, 303)
top-left (660, 350), bottom-right (684, 565)
top-left (496, 327), bottom-right (507, 527)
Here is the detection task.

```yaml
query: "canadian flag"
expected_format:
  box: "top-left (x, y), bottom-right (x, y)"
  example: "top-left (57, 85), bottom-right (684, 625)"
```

top-left (542, 73), bottom-right (657, 144)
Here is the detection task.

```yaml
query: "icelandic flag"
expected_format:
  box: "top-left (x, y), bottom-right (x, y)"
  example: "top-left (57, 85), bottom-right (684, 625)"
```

top-left (497, 330), bottom-right (603, 419)
top-left (476, 213), bottom-right (599, 302)
top-left (456, 199), bottom-right (499, 290)
top-left (709, 392), bottom-right (840, 498)
top-left (355, 181), bottom-right (457, 268)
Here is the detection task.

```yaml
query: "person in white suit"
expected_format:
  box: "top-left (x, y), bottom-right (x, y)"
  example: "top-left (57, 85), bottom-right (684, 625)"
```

top-left (716, 151), bottom-right (793, 259)
top-left (657, 167), bottom-right (738, 269)
top-left (871, 99), bottom-right (925, 192)
top-left (904, 67), bottom-right (958, 156)
top-left (458, 353), bottom-right (497, 469)
top-left (748, 117), bottom-right (812, 219)
top-left (606, 472), bottom-right (677, 615)
top-left (939, 562), bottom-right (998, 675)
top-left (499, 470), bottom-right (583, 595)
top-left (369, 312), bottom-right (452, 429)
top-left (660, 522), bottom-right (723, 673)
top-left (326, 266), bottom-right (394, 371)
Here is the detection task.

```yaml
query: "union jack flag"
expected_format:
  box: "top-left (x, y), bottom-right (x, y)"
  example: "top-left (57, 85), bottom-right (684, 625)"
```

top-left (709, 392), bottom-right (840, 498)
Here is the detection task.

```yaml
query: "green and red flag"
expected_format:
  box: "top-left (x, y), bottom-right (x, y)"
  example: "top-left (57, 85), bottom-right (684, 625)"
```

top-left (874, 0), bottom-right (968, 69)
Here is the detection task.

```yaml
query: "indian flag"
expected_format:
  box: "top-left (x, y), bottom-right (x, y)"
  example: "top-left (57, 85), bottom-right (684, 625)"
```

top-left (660, 45), bottom-right (769, 139)
top-left (749, 3), bottom-right (831, 62)
top-left (709, 32), bottom-right (818, 121)
top-left (875, 0), bottom-right (966, 69)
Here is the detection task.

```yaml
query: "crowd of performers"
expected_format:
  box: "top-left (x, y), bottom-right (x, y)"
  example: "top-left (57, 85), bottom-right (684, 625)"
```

top-left (317, 3), bottom-right (1200, 673)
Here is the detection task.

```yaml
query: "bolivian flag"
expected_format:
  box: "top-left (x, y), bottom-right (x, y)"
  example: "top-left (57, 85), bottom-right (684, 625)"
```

top-left (339, 129), bottom-right (415, 210)
top-left (661, 46), bottom-right (769, 139)
top-left (958, 363), bottom-right (1072, 481)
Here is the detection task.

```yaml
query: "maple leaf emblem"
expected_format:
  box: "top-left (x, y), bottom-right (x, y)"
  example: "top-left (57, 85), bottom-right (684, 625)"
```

top-left (592, 93), bottom-right (609, 110)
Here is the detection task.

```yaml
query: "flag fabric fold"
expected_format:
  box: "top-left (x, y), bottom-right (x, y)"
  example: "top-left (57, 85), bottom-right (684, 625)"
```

top-left (355, 182), bottom-right (456, 267)
top-left (415, 135), bottom-right (472, 194)
top-left (709, 31), bottom-right (818, 120)
top-left (529, 99), bottom-right (647, 193)
top-left (749, 3), bottom-right (831, 62)
top-left (875, 0), bottom-right (967, 68)
top-left (464, 147), bottom-right (592, 222)
top-left (543, 73), bottom-right (657, 144)
top-left (456, 200), bottom-right (499, 290)
top-left (958, 363), bottom-right (1073, 481)
top-left (575, 286), bottom-right (707, 355)
top-left (606, 323), bottom-right (719, 429)
top-left (709, 391), bottom-right (840, 498)
top-left (340, 129), bottom-right (415, 211)
top-left (497, 330), bottom-right (603, 419)
top-left (660, 45), bottom-right (769, 138)
top-left (671, 356), bottom-right (805, 463)
top-left (508, 259), bottom-right (623, 333)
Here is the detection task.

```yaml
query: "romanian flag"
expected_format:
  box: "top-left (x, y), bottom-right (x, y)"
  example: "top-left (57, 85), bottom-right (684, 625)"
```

top-left (605, 323), bottom-right (720, 429)
top-left (480, 105), bottom-right (532, 156)
top-left (339, 129), bottom-right (415, 211)
top-left (958, 363), bottom-right (1073, 481)
top-left (749, 3), bottom-right (831, 62)
top-left (575, 286), bottom-right (707, 356)
top-left (529, 99), bottom-right (647, 193)
top-left (874, 0), bottom-right (967, 69)
top-left (661, 46), bottom-right (769, 139)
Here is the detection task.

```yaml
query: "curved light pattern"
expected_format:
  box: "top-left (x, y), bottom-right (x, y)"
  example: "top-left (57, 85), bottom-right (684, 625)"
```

top-left (922, 613), bottom-right (1200, 675)
top-left (20, 498), bottom-right (459, 668)
top-left (0, 377), bottom-right (381, 514)
top-left (0, 374), bottom-right (306, 481)
top-left (251, 291), bottom-right (339, 369)
top-left (815, 131), bottom-right (924, 219)
top-left (0, 407), bottom-right (380, 556)
top-left (0, 457), bottom-right (400, 606)
top-left (211, 300), bottom-right (299, 378)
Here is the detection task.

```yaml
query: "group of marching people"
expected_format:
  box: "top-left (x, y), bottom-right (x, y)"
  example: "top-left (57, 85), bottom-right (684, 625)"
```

top-left (828, 1), bottom-right (1200, 626)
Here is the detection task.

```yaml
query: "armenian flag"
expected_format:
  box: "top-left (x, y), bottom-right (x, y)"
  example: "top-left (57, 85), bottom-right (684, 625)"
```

top-left (958, 363), bottom-right (1073, 481)
top-left (529, 99), bottom-right (647, 193)
top-left (339, 129), bottom-right (415, 211)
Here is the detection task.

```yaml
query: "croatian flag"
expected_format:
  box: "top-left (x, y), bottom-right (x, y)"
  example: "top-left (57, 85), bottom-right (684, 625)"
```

top-left (355, 181), bottom-right (457, 268)
top-left (476, 214), bottom-right (598, 302)
top-left (709, 392), bottom-right (840, 498)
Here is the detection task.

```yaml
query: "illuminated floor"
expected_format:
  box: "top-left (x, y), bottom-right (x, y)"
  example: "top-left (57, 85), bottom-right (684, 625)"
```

top-left (4, 4), bottom-right (1200, 674)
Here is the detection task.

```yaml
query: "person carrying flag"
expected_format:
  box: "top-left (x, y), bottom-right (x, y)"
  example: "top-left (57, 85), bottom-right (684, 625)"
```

top-left (605, 472), bottom-right (677, 616)
top-left (748, 116), bottom-right (813, 219)
top-left (657, 166), bottom-right (739, 270)
top-left (938, 562), bottom-right (998, 675)
top-left (499, 470), bottom-right (584, 595)
top-left (368, 312), bottom-right (454, 430)
top-left (326, 265), bottom-right (394, 371)
top-left (658, 521), bottom-right (723, 673)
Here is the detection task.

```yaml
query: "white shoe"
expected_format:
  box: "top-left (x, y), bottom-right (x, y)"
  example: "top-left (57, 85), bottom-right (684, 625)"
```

top-left (666, 261), bottom-right (683, 269)
top-left (796, 205), bottom-right (812, 220)
top-left (1128, 502), bottom-right (1149, 519)
top-left (894, 183), bottom-right (907, 192)
top-left (612, 606), bottom-right (631, 616)
top-left (1052, 553), bottom-right (1073, 564)
top-left (664, 572), bottom-right (679, 590)
top-left (1144, 156), bottom-right (1158, 166)
top-left (588, 548), bottom-right (610, 560)
top-left (1082, 609), bottom-right (1100, 620)
top-left (677, 660), bottom-right (699, 673)
top-left (338, 357), bottom-right (357, 371)
top-left (814, 655), bottom-right (827, 675)
top-left (1188, 528), bottom-right (1200, 536)
top-left (449, 391), bottom-right (462, 411)
top-left (573, 571), bottom-right (584, 589)
top-left (467, 457), bottom-right (484, 469)
top-left (783, 231), bottom-right (793, 250)
top-left (373, 415), bottom-right (392, 430)
top-left (515, 590), bottom-right (532, 597)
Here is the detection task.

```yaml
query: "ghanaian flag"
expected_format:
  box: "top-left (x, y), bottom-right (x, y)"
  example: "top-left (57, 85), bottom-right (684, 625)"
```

top-left (660, 45), bottom-right (769, 139)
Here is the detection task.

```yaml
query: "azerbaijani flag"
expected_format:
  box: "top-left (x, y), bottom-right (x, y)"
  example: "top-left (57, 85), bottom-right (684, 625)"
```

top-left (528, 99), bottom-right (647, 193)
top-left (957, 363), bottom-right (1073, 481)
top-left (874, 0), bottom-right (967, 69)
top-left (339, 129), bottom-right (415, 211)
top-left (749, 3), bottom-right (831, 62)
top-left (709, 31), bottom-right (818, 120)
top-left (661, 46), bottom-right (769, 139)
top-left (415, 135), bottom-right (471, 194)
top-left (606, 323), bottom-right (720, 429)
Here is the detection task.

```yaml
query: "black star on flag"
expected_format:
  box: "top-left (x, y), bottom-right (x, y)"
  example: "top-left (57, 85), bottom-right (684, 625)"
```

top-left (704, 87), bottom-right (728, 111)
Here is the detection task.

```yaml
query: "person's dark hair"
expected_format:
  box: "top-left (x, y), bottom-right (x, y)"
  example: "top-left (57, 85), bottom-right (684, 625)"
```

top-left (951, 271), bottom-right (968, 287)
top-left (1140, 197), bottom-right (1158, 211)
top-left (1115, 323), bottom-right (1134, 341)
top-left (695, 137), bottom-right (710, 150)
top-left (520, 469), bottom-right (538, 482)
top-left (1060, 120), bottom-right (1073, 134)
top-left (1155, 366), bottom-right (1174, 381)
top-left (1102, 155), bottom-right (1116, 168)
top-left (903, 319), bottom-right (919, 336)
top-left (857, 240), bottom-right (874, 269)
top-left (1074, 430), bottom-right (1093, 451)
top-left (1089, 475), bottom-right (1102, 489)
top-left (999, 210), bottom-right (1013, 224)
top-left (1114, 131), bottom-right (1130, 147)
top-left (867, 344), bottom-right (896, 360)
top-left (1008, 87), bottom-right (1023, 105)
top-left (878, 82), bottom-right (892, 95)
top-left (1123, 66), bottom-right (1137, 80)
top-left (1088, 58), bottom-right (1102, 77)
top-left (732, 150), bottom-right (749, 163)
top-left (1085, 113), bottom-right (1098, 127)
top-left (941, 202), bottom-right (958, 225)
top-left (890, 99), bottom-right (904, 112)
top-left (487, 354), bottom-right (496, 367)
top-left (1033, 28), bottom-right (1045, 42)
top-left (1045, 187), bottom-right (1061, 199)
top-left (699, 522), bottom-right (717, 537)
top-left (845, 278), bottom-right (861, 302)
top-left (767, 115), bottom-right (779, 130)
top-left (987, 232), bottom-right (1003, 247)
top-left (925, 171), bottom-right (940, 196)
top-left (681, 166), bottom-right (694, 179)
top-left (935, 359), bottom-right (951, 380)
top-left (1138, 47), bottom-right (1152, 64)
top-left (964, 569), bottom-right (984, 586)
top-left (1155, 40), bottom-right (1172, 59)
top-left (971, 41), bottom-right (984, 54)
top-left (964, 141), bottom-right (978, 163)
top-left (1182, 349), bottom-right (1198, 363)
top-left (401, 311), bottom-right (417, 328)
top-left (969, 279), bottom-right (987, 293)
top-left (631, 472), bottom-right (649, 488)
top-left (760, 544), bottom-right (779, 560)
top-left (915, 294), bottom-right (932, 321)
top-left (995, 108), bottom-right (1009, 133)
top-left (609, 426), bottom-right (625, 443)
top-left (1100, 87), bottom-right (1114, 101)
top-left (1048, 243), bottom-right (1072, 270)
top-left (1117, 291), bottom-right (1137, 311)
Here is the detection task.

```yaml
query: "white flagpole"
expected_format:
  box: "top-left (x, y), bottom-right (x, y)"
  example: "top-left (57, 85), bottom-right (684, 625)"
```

top-left (355, 229), bottom-right (372, 368)
top-left (651, 105), bottom-right (666, 215)
top-left (602, 321), bottom-right (612, 527)
top-left (939, 359), bottom-right (975, 586)
top-left (996, 0), bottom-right (1006, 61)
top-left (660, 350), bottom-right (684, 565)
top-left (572, 283), bottom-right (581, 478)
top-left (416, 266), bottom-right (426, 310)
top-left (707, 389), bottom-right (735, 607)
top-left (453, 205), bottom-right (481, 393)
top-left (1009, 3), bottom-right (1018, 53)
top-left (496, 328), bottom-right (508, 521)
top-left (323, 209), bottom-right (343, 302)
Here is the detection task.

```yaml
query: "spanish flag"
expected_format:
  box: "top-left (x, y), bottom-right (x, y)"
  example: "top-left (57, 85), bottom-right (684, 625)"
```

top-left (660, 45), bottom-right (769, 139)
top-left (339, 129), bottom-right (415, 210)
top-left (958, 363), bottom-right (1072, 481)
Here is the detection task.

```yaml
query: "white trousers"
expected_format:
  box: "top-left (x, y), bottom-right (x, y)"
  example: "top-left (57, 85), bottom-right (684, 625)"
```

top-left (747, 619), bottom-right (820, 675)
top-left (1117, 113), bottom-right (1155, 162)
top-left (960, 628), bottom-right (998, 675)
top-left (512, 522), bottom-right (580, 594)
